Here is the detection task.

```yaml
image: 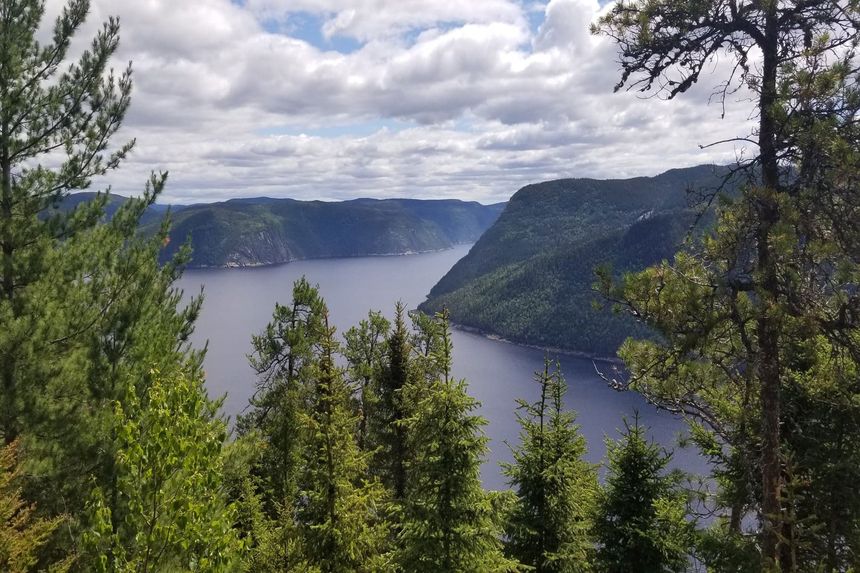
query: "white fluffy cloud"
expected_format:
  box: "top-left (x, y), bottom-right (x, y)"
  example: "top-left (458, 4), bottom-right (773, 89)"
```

top-left (40, 0), bottom-right (756, 203)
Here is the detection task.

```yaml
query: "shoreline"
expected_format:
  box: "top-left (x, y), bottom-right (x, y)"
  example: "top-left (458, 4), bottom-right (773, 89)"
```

top-left (444, 320), bottom-right (624, 365)
top-left (184, 242), bottom-right (473, 270)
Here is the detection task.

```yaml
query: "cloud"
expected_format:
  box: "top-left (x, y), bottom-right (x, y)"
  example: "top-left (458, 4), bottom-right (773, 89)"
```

top-left (36, 0), bottom-right (756, 203)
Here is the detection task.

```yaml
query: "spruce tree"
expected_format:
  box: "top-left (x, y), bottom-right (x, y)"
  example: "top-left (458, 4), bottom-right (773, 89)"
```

top-left (344, 310), bottom-right (390, 451)
top-left (298, 312), bottom-right (389, 572)
top-left (593, 416), bottom-right (694, 573)
top-left (410, 308), bottom-right (444, 383)
top-left (504, 358), bottom-right (597, 573)
top-left (370, 302), bottom-right (412, 501)
top-left (398, 310), bottom-right (515, 573)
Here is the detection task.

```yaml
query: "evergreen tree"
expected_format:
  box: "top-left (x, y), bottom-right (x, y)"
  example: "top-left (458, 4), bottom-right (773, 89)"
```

top-left (398, 310), bottom-right (515, 573)
top-left (0, 441), bottom-right (72, 572)
top-left (298, 312), bottom-right (389, 572)
top-left (370, 302), bottom-right (412, 501)
top-left (31, 175), bottom-right (205, 536)
top-left (239, 277), bottom-right (326, 514)
top-left (0, 4), bottom-right (216, 565)
top-left (410, 309), bottom-right (444, 383)
top-left (594, 1), bottom-right (860, 568)
top-left (0, 0), bottom-right (133, 443)
top-left (344, 310), bottom-right (390, 451)
top-left (504, 358), bottom-right (597, 573)
top-left (593, 417), bottom-right (693, 573)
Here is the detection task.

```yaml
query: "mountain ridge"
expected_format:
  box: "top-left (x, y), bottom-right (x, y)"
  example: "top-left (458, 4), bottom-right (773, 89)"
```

top-left (61, 193), bottom-right (505, 269)
top-left (419, 164), bottom-right (736, 358)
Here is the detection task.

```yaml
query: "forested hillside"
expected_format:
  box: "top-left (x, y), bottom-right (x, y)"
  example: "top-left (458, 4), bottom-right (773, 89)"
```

top-left (154, 197), bottom-right (504, 267)
top-left (61, 194), bottom-right (503, 268)
top-left (420, 165), bottom-right (734, 357)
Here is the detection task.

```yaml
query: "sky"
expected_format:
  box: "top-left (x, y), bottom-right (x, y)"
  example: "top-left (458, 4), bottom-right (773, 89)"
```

top-left (44, 0), bottom-right (757, 204)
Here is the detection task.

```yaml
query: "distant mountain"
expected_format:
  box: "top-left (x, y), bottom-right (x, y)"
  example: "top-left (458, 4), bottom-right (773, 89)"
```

top-left (419, 165), bottom-right (735, 358)
top-left (54, 191), bottom-right (178, 228)
top-left (60, 194), bottom-right (505, 268)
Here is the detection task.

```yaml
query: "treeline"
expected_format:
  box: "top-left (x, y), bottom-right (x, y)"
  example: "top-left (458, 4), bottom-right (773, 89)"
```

top-left (0, 252), bottom-right (710, 572)
top-left (225, 284), bottom-right (697, 572)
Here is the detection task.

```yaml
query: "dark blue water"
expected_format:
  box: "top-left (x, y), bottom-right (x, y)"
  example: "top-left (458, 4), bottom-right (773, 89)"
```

top-left (177, 245), bottom-right (708, 489)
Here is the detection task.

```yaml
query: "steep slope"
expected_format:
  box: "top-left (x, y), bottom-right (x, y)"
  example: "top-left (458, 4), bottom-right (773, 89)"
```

top-left (419, 165), bottom-right (733, 358)
top-left (154, 197), bottom-right (504, 267)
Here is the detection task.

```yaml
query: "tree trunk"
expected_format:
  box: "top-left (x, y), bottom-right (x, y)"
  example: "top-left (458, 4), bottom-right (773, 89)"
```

top-left (757, 10), bottom-right (787, 571)
top-left (0, 113), bottom-right (16, 444)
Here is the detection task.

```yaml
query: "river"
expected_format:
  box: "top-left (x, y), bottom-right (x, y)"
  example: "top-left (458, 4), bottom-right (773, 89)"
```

top-left (177, 244), bottom-right (707, 489)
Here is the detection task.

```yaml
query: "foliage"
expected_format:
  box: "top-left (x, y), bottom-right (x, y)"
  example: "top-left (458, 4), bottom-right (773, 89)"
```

top-left (398, 311), bottom-right (516, 573)
top-left (0, 441), bottom-right (72, 572)
top-left (504, 358), bottom-right (598, 573)
top-left (81, 371), bottom-right (243, 572)
top-left (593, 417), bottom-right (694, 573)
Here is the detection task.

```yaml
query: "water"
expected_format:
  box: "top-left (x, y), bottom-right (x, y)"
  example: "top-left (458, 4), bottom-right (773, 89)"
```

top-left (177, 244), bottom-right (708, 490)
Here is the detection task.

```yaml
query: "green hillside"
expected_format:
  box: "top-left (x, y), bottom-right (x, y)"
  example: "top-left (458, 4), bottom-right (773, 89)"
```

top-left (419, 165), bottom-right (733, 358)
top-left (138, 196), bottom-right (503, 267)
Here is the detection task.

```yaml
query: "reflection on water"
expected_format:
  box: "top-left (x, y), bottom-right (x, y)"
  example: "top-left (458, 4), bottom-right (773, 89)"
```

top-left (177, 244), bottom-right (707, 490)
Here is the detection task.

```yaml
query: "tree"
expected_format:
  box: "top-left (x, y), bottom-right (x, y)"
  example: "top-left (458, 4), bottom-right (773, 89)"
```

top-left (0, 0), bottom-right (133, 443)
top-left (0, 441), bottom-right (72, 572)
top-left (593, 416), bottom-right (694, 573)
top-left (503, 358), bottom-right (598, 573)
top-left (344, 310), bottom-right (390, 451)
top-left (397, 310), bottom-right (515, 573)
top-left (594, 0), bottom-right (860, 568)
top-left (81, 370), bottom-right (243, 572)
top-left (239, 277), bottom-right (326, 515)
top-left (297, 312), bottom-right (390, 572)
top-left (410, 308), bottom-right (444, 383)
top-left (370, 302), bottom-right (413, 502)
top-left (0, 5), bottom-right (214, 562)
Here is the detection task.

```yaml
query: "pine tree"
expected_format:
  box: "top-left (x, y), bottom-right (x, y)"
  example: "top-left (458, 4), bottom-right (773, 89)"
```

top-left (0, 5), bottom-right (217, 563)
top-left (593, 416), bottom-right (693, 573)
top-left (504, 358), bottom-right (597, 573)
top-left (398, 310), bottom-right (515, 573)
top-left (298, 312), bottom-right (390, 572)
top-left (594, 1), bottom-right (860, 568)
top-left (0, 0), bottom-right (134, 443)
